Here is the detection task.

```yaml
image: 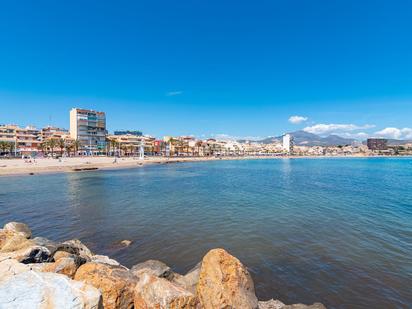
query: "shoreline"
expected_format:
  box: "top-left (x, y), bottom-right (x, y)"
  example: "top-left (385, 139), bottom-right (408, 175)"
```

top-left (0, 155), bottom-right (410, 177)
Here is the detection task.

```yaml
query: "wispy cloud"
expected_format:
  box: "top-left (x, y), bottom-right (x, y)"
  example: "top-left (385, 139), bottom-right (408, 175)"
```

top-left (166, 90), bottom-right (183, 96)
top-left (288, 115), bottom-right (308, 124)
top-left (374, 127), bottom-right (412, 140)
top-left (303, 123), bottom-right (375, 136)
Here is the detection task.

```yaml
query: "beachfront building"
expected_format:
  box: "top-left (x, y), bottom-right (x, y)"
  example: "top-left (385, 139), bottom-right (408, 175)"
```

top-left (0, 124), bottom-right (41, 156)
top-left (114, 130), bottom-right (142, 136)
top-left (107, 134), bottom-right (155, 157)
top-left (41, 126), bottom-right (69, 141)
top-left (70, 108), bottom-right (107, 155)
top-left (282, 133), bottom-right (294, 154)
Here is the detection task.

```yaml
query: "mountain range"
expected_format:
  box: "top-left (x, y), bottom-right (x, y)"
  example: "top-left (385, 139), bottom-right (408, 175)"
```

top-left (238, 130), bottom-right (411, 146)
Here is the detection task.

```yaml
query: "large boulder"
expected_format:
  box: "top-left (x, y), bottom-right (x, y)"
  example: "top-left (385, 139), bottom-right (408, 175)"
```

top-left (131, 259), bottom-right (173, 280)
top-left (0, 232), bottom-right (32, 252)
top-left (196, 248), bottom-right (259, 309)
top-left (74, 262), bottom-right (137, 309)
top-left (3, 222), bottom-right (32, 239)
top-left (134, 273), bottom-right (198, 309)
top-left (39, 255), bottom-right (86, 278)
top-left (57, 239), bottom-right (93, 260)
top-left (0, 259), bottom-right (30, 284)
top-left (0, 244), bottom-right (52, 264)
top-left (0, 266), bottom-right (102, 309)
top-left (173, 262), bottom-right (201, 294)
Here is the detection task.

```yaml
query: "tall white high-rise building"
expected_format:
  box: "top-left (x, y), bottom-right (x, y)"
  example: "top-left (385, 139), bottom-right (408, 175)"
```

top-left (70, 108), bottom-right (107, 154)
top-left (282, 133), bottom-right (294, 153)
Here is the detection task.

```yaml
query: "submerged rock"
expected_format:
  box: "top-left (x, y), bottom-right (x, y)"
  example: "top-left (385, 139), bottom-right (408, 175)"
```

top-left (131, 259), bottom-right (174, 280)
top-left (282, 303), bottom-right (327, 309)
top-left (259, 299), bottom-right (286, 309)
top-left (120, 239), bottom-right (132, 247)
top-left (91, 254), bottom-right (122, 267)
top-left (134, 273), bottom-right (198, 309)
top-left (74, 262), bottom-right (137, 309)
top-left (197, 248), bottom-right (259, 309)
top-left (0, 264), bottom-right (102, 309)
top-left (3, 222), bottom-right (32, 239)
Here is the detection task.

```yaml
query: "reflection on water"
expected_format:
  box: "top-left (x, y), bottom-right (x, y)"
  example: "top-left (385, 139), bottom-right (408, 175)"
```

top-left (1, 158), bottom-right (412, 309)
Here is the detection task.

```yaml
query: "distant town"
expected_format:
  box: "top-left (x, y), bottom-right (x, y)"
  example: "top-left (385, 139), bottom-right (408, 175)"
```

top-left (1, 108), bottom-right (412, 158)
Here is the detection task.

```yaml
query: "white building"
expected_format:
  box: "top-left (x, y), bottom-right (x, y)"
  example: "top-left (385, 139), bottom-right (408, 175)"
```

top-left (282, 133), bottom-right (294, 153)
top-left (70, 108), bottom-right (107, 155)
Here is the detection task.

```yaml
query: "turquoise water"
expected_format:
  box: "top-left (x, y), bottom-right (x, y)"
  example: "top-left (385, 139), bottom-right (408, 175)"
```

top-left (1, 158), bottom-right (411, 308)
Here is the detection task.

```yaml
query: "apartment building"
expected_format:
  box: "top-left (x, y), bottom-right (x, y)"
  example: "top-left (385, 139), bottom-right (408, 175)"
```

top-left (41, 126), bottom-right (69, 141)
top-left (0, 124), bottom-right (41, 155)
top-left (70, 108), bottom-right (107, 154)
top-left (282, 133), bottom-right (294, 153)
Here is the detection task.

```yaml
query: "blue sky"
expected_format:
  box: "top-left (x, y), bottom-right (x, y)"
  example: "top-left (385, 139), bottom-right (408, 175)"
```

top-left (1, 0), bottom-right (411, 140)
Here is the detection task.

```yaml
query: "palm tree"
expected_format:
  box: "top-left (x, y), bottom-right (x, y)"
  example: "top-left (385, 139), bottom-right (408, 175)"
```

top-left (0, 141), bottom-right (7, 156)
top-left (57, 138), bottom-right (65, 156)
top-left (65, 143), bottom-right (74, 157)
top-left (8, 142), bottom-right (15, 157)
top-left (110, 139), bottom-right (117, 156)
top-left (46, 139), bottom-right (57, 156)
top-left (73, 140), bottom-right (81, 156)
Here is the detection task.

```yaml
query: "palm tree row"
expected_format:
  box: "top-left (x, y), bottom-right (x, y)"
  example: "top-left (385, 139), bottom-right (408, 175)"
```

top-left (0, 141), bottom-right (15, 156)
top-left (40, 138), bottom-right (81, 157)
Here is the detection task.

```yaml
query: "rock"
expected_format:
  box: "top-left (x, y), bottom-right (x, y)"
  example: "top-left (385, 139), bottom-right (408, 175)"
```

top-left (75, 262), bottom-right (137, 309)
top-left (0, 229), bottom-right (16, 249)
top-left (196, 248), bottom-right (259, 309)
top-left (3, 222), bottom-right (32, 239)
top-left (0, 269), bottom-right (102, 309)
top-left (57, 239), bottom-right (93, 260)
top-left (0, 232), bottom-right (32, 252)
top-left (282, 303), bottom-right (326, 309)
top-left (32, 237), bottom-right (59, 255)
top-left (120, 239), bottom-right (132, 247)
top-left (173, 262), bottom-right (201, 294)
top-left (259, 299), bottom-right (286, 309)
top-left (40, 255), bottom-right (86, 278)
top-left (131, 259), bottom-right (174, 280)
top-left (0, 259), bottom-right (30, 284)
top-left (134, 273), bottom-right (198, 309)
top-left (0, 244), bottom-right (52, 264)
top-left (91, 254), bottom-right (123, 267)
top-left (53, 250), bottom-right (75, 260)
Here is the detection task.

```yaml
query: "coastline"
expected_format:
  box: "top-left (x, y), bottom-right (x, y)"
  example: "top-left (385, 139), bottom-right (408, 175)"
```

top-left (0, 155), bottom-right (410, 177)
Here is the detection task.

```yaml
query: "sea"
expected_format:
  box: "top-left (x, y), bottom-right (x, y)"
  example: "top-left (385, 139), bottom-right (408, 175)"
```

top-left (1, 158), bottom-right (411, 308)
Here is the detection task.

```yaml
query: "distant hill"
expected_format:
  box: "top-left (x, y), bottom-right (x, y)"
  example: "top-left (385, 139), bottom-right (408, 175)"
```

top-left (240, 130), bottom-right (355, 146)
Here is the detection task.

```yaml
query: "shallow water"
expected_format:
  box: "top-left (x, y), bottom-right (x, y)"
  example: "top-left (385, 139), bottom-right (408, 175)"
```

top-left (1, 158), bottom-right (411, 308)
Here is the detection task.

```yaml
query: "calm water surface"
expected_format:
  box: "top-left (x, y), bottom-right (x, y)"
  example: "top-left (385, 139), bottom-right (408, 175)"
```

top-left (1, 158), bottom-right (411, 308)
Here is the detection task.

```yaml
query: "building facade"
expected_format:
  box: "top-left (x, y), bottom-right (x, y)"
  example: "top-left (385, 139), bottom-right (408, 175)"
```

top-left (0, 124), bottom-right (41, 155)
top-left (70, 108), bottom-right (107, 154)
top-left (282, 133), bottom-right (294, 153)
top-left (114, 130), bottom-right (142, 136)
top-left (367, 138), bottom-right (388, 151)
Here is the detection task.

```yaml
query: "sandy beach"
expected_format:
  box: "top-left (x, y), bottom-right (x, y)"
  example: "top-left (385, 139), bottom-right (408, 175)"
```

top-left (0, 156), bottom-right (277, 176)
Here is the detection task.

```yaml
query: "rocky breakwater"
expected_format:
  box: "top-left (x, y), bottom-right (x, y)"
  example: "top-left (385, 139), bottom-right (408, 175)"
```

top-left (0, 221), bottom-right (326, 309)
